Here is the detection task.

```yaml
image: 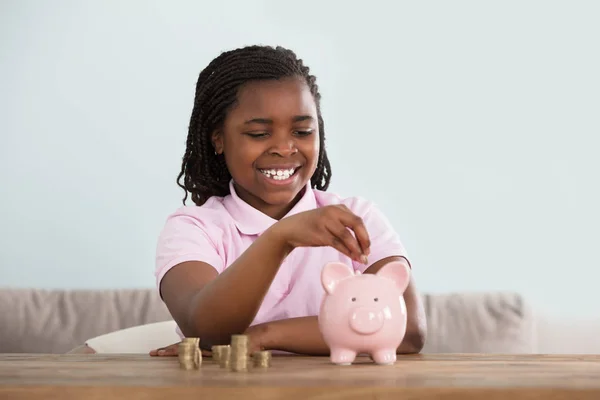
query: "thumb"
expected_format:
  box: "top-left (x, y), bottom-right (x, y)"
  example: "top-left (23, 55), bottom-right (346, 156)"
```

top-left (150, 342), bottom-right (180, 357)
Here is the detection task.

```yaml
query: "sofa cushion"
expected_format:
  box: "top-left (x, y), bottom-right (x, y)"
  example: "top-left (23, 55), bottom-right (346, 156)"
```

top-left (0, 288), bottom-right (171, 353)
top-left (82, 292), bottom-right (536, 354)
top-left (421, 291), bottom-right (535, 353)
top-left (0, 288), bottom-right (535, 354)
top-left (84, 320), bottom-right (181, 354)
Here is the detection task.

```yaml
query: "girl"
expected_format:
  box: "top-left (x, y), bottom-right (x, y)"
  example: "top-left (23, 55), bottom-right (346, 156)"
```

top-left (151, 45), bottom-right (426, 357)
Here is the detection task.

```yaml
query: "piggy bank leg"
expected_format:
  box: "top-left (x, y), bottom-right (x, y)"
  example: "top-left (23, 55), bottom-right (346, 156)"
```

top-left (371, 349), bottom-right (397, 365)
top-left (330, 348), bottom-right (357, 365)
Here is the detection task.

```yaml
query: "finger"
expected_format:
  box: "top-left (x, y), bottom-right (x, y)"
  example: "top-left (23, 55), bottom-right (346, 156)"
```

top-left (336, 208), bottom-right (371, 258)
top-left (323, 228), bottom-right (357, 261)
top-left (150, 347), bottom-right (169, 356)
top-left (158, 348), bottom-right (178, 356)
top-left (156, 343), bottom-right (179, 356)
top-left (327, 223), bottom-right (364, 261)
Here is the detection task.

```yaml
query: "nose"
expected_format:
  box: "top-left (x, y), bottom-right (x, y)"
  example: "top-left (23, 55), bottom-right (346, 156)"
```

top-left (268, 136), bottom-right (298, 157)
top-left (349, 307), bottom-right (384, 335)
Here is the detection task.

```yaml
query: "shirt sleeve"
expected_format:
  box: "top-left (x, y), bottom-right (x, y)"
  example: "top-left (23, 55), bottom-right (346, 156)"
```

top-left (154, 209), bottom-right (225, 297)
top-left (346, 198), bottom-right (411, 273)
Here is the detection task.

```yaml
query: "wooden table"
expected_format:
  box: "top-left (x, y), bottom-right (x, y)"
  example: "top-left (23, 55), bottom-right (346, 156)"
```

top-left (1, 353), bottom-right (600, 399)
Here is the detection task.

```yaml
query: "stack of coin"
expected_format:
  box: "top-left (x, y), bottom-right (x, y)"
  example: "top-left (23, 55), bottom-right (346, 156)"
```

top-left (219, 345), bottom-right (231, 369)
top-left (229, 334), bottom-right (249, 372)
top-left (178, 338), bottom-right (201, 370)
top-left (211, 345), bottom-right (228, 363)
top-left (252, 350), bottom-right (271, 368)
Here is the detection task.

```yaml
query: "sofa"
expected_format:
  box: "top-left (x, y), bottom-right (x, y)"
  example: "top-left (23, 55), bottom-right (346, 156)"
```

top-left (1, 288), bottom-right (598, 354)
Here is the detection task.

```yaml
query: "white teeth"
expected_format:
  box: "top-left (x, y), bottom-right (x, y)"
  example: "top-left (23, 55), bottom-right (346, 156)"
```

top-left (260, 168), bottom-right (297, 180)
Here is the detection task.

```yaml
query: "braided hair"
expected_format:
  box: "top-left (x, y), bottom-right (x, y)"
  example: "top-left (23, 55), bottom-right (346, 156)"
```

top-left (177, 45), bottom-right (332, 206)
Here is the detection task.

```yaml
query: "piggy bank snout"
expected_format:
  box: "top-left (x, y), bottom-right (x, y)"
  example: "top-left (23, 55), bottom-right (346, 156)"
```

top-left (349, 307), bottom-right (384, 335)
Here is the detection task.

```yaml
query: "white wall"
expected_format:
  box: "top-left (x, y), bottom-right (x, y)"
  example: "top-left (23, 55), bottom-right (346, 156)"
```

top-left (1, 0), bottom-right (599, 318)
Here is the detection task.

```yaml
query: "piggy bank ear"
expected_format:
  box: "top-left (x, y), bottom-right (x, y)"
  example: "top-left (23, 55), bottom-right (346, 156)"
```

top-left (376, 261), bottom-right (411, 292)
top-left (321, 262), bottom-right (354, 294)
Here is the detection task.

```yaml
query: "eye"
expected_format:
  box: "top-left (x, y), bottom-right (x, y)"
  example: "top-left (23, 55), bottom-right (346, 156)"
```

top-left (374, 298), bottom-right (379, 302)
top-left (294, 130), bottom-right (313, 137)
top-left (245, 132), bottom-right (269, 138)
top-left (351, 297), bottom-right (356, 302)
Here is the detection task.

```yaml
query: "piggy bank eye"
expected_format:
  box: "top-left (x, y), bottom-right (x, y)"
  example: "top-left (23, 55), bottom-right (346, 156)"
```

top-left (374, 298), bottom-right (379, 302)
top-left (351, 297), bottom-right (356, 302)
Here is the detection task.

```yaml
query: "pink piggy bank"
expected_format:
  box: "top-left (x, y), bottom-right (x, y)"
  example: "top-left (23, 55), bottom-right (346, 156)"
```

top-left (318, 260), bottom-right (410, 366)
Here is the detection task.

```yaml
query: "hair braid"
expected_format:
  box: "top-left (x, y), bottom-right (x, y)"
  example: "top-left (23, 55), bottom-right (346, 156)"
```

top-left (177, 45), bottom-right (332, 206)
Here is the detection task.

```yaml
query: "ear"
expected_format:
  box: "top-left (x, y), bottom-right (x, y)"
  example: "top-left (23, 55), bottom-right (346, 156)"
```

top-left (321, 262), bottom-right (354, 295)
top-left (376, 261), bottom-right (411, 293)
top-left (211, 129), bottom-right (224, 155)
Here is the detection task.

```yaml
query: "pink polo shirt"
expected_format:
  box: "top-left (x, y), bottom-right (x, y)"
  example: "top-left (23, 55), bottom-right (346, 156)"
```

top-left (155, 181), bottom-right (409, 333)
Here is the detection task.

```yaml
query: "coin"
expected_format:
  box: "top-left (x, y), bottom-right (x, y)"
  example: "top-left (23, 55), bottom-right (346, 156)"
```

top-left (252, 350), bottom-right (271, 368)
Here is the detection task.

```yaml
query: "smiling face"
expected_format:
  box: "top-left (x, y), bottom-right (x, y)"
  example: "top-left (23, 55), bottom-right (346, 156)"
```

top-left (212, 77), bottom-right (320, 219)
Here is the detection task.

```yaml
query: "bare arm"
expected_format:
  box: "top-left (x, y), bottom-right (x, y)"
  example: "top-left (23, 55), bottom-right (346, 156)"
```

top-left (159, 205), bottom-right (372, 349)
top-left (154, 255), bottom-right (425, 357)
top-left (160, 227), bottom-right (290, 347)
top-left (254, 256), bottom-right (427, 355)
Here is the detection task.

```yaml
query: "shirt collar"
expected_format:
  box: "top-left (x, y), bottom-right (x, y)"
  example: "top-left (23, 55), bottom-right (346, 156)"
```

top-left (223, 180), bottom-right (317, 235)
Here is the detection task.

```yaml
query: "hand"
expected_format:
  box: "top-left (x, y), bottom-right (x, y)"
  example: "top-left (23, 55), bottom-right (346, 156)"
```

top-left (272, 205), bottom-right (371, 263)
top-left (244, 323), bottom-right (269, 354)
top-left (149, 324), bottom-right (267, 357)
top-left (149, 342), bottom-right (212, 357)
